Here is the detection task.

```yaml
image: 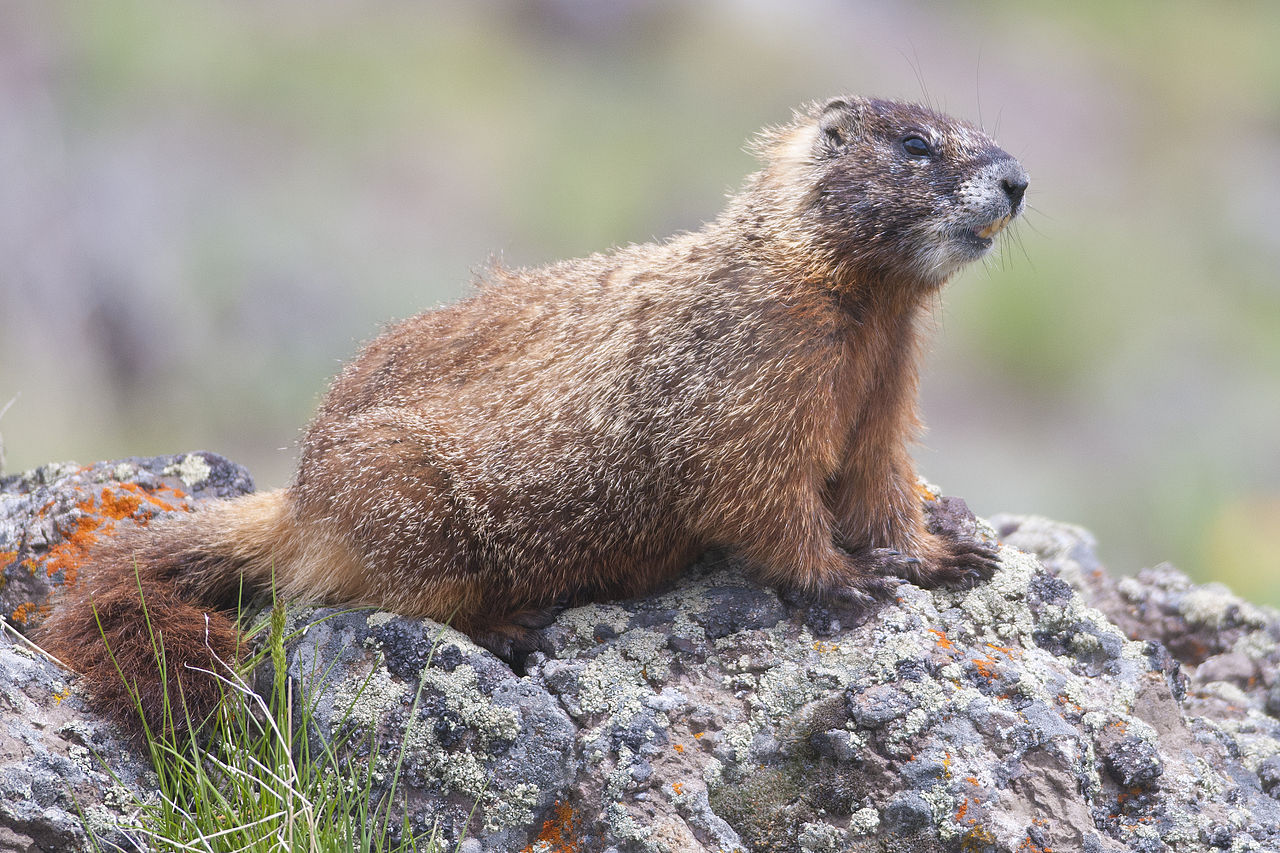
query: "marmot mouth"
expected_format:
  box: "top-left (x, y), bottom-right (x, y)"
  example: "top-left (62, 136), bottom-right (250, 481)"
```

top-left (975, 213), bottom-right (1013, 241)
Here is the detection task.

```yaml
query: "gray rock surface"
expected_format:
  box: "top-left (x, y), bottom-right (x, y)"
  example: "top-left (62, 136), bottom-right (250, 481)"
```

top-left (0, 634), bottom-right (153, 853)
top-left (3, 460), bottom-right (1280, 852)
top-left (0, 452), bottom-right (254, 632)
top-left (0, 453), bottom-right (253, 853)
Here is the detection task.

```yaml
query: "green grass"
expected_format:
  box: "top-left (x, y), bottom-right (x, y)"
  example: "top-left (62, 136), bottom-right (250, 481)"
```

top-left (86, 596), bottom-right (452, 852)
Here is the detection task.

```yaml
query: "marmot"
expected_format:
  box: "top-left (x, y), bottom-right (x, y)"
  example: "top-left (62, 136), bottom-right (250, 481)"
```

top-left (39, 96), bottom-right (1027, 737)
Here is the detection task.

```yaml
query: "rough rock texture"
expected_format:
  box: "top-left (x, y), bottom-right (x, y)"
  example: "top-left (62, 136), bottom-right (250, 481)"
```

top-left (0, 634), bottom-right (154, 853)
top-left (3, 458), bottom-right (1280, 852)
top-left (0, 454), bottom-right (254, 852)
top-left (0, 452), bottom-right (255, 631)
top-left (269, 607), bottom-right (580, 850)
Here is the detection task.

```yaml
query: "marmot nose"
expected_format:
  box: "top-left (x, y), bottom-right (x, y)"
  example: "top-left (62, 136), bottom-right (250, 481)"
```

top-left (998, 163), bottom-right (1028, 210)
top-left (1001, 177), bottom-right (1027, 209)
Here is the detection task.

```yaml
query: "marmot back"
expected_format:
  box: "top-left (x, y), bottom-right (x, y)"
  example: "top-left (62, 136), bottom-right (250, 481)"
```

top-left (39, 96), bottom-right (1028, 739)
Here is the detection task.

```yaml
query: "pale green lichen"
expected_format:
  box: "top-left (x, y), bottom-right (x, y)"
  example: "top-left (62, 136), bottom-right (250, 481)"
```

top-left (82, 803), bottom-right (136, 842)
top-left (1062, 677), bottom-right (1091, 709)
top-left (27, 461), bottom-right (80, 485)
top-left (1229, 724), bottom-right (1280, 769)
top-left (897, 671), bottom-right (948, 710)
top-left (894, 706), bottom-right (931, 741)
top-left (1116, 576), bottom-right (1146, 603)
top-left (418, 663), bottom-right (519, 743)
top-left (1198, 680), bottom-right (1252, 708)
top-left (605, 800), bottom-right (652, 845)
top-left (1234, 629), bottom-right (1279, 661)
top-left (921, 783), bottom-right (961, 841)
top-left (1178, 585), bottom-right (1245, 629)
top-left (864, 628), bottom-right (933, 684)
top-left (365, 611), bottom-right (398, 628)
top-left (950, 549), bottom-right (1037, 644)
top-left (753, 661), bottom-right (828, 723)
top-left (1068, 630), bottom-right (1103, 656)
top-left (1124, 716), bottom-right (1159, 744)
top-left (618, 628), bottom-right (673, 681)
top-left (847, 805), bottom-right (880, 835)
top-left (331, 665), bottom-right (408, 731)
top-left (669, 610), bottom-right (706, 644)
top-left (482, 782), bottom-right (540, 832)
top-left (385, 659), bottom-right (538, 830)
top-left (701, 755), bottom-right (724, 787)
top-left (163, 453), bottom-right (212, 488)
top-left (719, 721), bottom-right (757, 764)
top-left (577, 646), bottom-right (653, 722)
top-left (1131, 822), bottom-right (1161, 842)
top-left (607, 745), bottom-right (637, 800)
top-left (797, 820), bottom-right (842, 852)
top-left (558, 602), bottom-right (634, 646)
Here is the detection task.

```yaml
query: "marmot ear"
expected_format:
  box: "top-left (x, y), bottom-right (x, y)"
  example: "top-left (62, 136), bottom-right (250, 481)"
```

top-left (817, 98), bottom-right (862, 156)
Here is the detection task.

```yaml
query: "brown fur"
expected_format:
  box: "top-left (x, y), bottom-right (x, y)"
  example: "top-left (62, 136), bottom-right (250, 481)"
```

top-left (38, 96), bottom-right (1028, 739)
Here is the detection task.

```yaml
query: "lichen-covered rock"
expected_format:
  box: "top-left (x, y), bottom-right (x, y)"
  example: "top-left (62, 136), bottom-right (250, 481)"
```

top-left (2, 458), bottom-right (1280, 851)
top-left (512, 540), bottom-right (1279, 852)
top-left (0, 634), bottom-right (154, 853)
top-left (0, 453), bottom-right (254, 632)
top-left (263, 608), bottom-right (579, 850)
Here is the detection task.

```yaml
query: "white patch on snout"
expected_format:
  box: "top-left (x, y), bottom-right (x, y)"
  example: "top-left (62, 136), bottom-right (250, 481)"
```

top-left (956, 160), bottom-right (1024, 223)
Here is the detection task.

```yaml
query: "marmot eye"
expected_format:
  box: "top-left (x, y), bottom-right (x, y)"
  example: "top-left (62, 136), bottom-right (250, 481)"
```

top-left (901, 136), bottom-right (931, 157)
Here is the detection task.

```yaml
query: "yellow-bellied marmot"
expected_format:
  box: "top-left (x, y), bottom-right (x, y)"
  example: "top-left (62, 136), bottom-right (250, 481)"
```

top-left (40, 96), bottom-right (1028, 737)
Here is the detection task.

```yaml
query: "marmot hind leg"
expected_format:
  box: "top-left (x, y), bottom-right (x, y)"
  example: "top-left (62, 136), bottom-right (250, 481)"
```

top-left (295, 406), bottom-right (572, 658)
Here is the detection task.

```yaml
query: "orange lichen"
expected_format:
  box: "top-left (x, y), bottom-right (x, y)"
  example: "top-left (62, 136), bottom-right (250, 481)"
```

top-left (915, 481), bottom-right (940, 500)
top-left (118, 481), bottom-right (192, 515)
top-left (928, 629), bottom-right (954, 651)
top-left (97, 486), bottom-right (143, 520)
top-left (43, 513), bottom-right (104, 585)
top-left (672, 782), bottom-right (684, 795)
top-left (33, 482), bottom-right (195, 588)
top-left (971, 657), bottom-right (999, 681)
top-left (674, 744), bottom-right (684, 754)
top-left (521, 800), bottom-right (581, 853)
top-left (961, 825), bottom-right (998, 852)
top-left (0, 550), bottom-right (16, 566)
top-left (693, 732), bottom-right (704, 739)
top-left (11, 601), bottom-right (49, 625)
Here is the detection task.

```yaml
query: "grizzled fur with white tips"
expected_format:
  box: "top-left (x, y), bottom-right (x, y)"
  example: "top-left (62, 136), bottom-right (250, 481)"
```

top-left (39, 96), bottom-right (1028, 739)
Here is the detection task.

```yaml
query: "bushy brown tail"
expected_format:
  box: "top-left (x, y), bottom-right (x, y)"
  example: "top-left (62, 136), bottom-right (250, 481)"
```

top-left (37, 490), bottom-right (295, 742)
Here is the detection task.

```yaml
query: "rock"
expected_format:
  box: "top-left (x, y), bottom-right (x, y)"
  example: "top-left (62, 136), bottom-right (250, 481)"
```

top-left (0, 452), bottom-right (254, 632)
top-left (3, 458), bottom-right (1280, 851)
top-left (268, 608), bottom-right (579, 849)
top-left (0, 634), bottom-right (153, 852)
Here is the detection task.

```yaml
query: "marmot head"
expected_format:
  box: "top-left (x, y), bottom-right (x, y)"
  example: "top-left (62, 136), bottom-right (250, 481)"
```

top-left (755, 96), bottom-right (1028, 291)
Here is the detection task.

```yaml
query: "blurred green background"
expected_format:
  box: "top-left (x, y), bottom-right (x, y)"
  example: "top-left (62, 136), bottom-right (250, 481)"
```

top-left (1, 1), bottom-right (1278, 602)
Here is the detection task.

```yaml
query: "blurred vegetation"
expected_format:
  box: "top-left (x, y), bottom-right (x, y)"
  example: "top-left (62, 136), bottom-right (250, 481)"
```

top-left (1, 1), bottom-right (1277, 602)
